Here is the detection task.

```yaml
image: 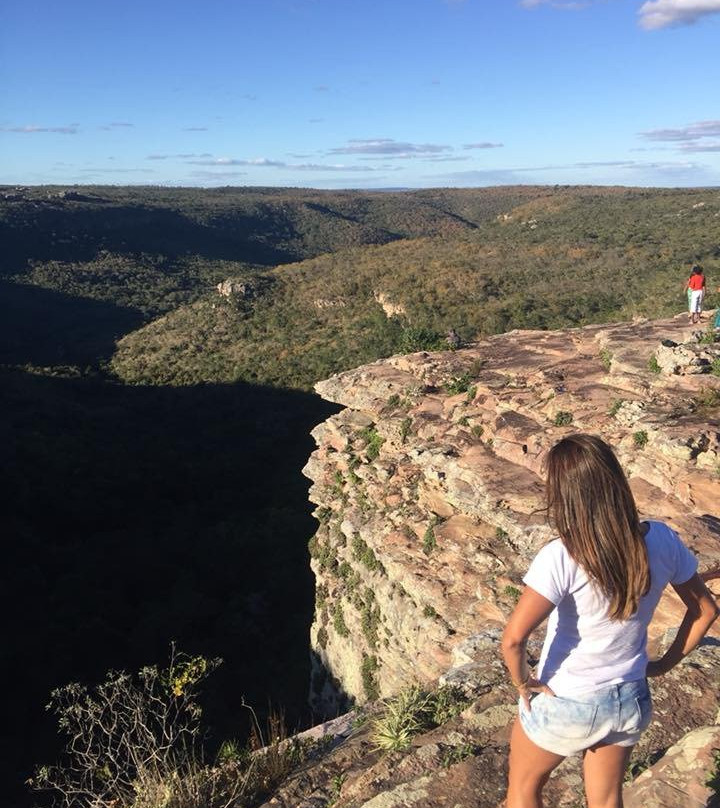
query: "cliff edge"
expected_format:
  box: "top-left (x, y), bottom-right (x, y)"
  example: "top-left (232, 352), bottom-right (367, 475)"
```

top-left (283, 312), bottom-right (720, 807)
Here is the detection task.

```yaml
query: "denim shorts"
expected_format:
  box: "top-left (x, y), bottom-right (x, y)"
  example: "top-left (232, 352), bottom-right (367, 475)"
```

top-left (518, 679), bottom-right (652, 757)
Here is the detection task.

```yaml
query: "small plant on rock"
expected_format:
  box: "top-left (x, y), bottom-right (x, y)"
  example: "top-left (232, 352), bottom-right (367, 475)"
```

top-left (633, 430), bottom-right (649, 449)
top-left (553, 411), bottom-right (573, 427)
top-left (647, 354), bottom-right (661, 374)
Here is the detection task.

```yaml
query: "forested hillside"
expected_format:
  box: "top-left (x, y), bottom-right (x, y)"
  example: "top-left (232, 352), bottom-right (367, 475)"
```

top-left (2, 183), bottom-right (718, 807)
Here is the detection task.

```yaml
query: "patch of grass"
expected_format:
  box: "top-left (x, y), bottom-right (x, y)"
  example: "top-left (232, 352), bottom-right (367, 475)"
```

top-left (608, 398), bottom-right (625, 417)
top-left (599, 348), bottom-right (613, 370)
top-left (470, 424), bottom-right (484, 439)
top-left (359, 426), bottom-right (384, 461)
top-left (441, 742), bottom-right (479, 768)
top-left (444, 374), bottom-right (472, 395)
top-left (495, 527), bottom-right (509, 542)
top-left (457, 415), bottom-right (470, 427)
top-left (351, 534), bottom-right (383, 573)
top-left (648, 354), bottom-right (661, 374)
top-left (361, 654), bottom-right (380, 701)
top-left (633, 430), bottom-right (649, 449)
top-left (503, 585), bottom-right (522, 603)
top-left (371, 686), bottom-right (434, 752)
top-left (705, 748), bottom-right (720, 794)
top-left (694, 386), bottom-right (720, 411)
top-left (423, 605), bottom-right (438, 619)
top-left (400, 416), bottom-right (413, 444)
top-left (423, 516), bottom-right (440, 556)
top-left (331, 604), bottom-right (350, 638)
top-left (712, 357), bottom-right (720, 377)
top-left (371, 685), bottom-right (470, 753)
top-left (553, 410), bottom-right (573, 426)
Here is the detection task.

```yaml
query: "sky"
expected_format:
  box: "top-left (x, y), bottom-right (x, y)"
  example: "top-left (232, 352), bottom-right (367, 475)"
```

top-left (2, 0), bottom-right (720, 189)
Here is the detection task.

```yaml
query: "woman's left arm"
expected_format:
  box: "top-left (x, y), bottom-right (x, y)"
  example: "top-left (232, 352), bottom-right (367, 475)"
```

top-left (501, 586), bottom-right (557, 708)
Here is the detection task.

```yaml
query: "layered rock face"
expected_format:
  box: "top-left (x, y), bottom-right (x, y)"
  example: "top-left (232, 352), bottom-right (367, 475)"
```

top-left (303, 313), bottom-right (720, 711)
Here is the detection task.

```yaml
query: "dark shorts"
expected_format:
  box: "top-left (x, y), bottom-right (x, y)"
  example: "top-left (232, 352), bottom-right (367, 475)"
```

top-left (518, 679), bottom-right (653, 757)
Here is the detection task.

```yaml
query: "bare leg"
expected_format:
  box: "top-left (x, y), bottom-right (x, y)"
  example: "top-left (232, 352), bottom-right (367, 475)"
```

top-left (583, 743), bottom-right (632, 808)
top-left (506, 717), bottom-right (565, 808)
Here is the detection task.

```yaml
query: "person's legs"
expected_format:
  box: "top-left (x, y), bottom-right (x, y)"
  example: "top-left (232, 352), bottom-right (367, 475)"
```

top-left (506, 717), bottom-right (565, 808)
top-left (582, 742), bottom-right (633, 808)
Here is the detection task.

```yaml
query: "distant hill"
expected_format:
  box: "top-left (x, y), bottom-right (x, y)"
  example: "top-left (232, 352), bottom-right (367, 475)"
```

top-left (108, 185), bottom-right (720, 389)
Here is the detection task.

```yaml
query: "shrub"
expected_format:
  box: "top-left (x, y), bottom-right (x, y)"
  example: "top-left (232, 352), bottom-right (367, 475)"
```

top-left (359, 426), bottom-right (384, 461)
top-left (29, 648), bottom-right (304, 808)
top-left (371, 685), bottom-right (469, 753)
top-left (400, 416), bottom-right (413, 444)
top-left (470, 424), bottom-right (484, 439)
top-left (647, 355), bottom-right (661, 374)
top-left (694, 386), bottom-right (720, 410)
top-left (443, 374), bottom-right (472, 395)
top-left (361, 654), bottom-right (380, 701)
top-left (503, 585), bottom-right (522, 603)
top-left (553, 410), bottom-right (573, 427)
top-left (608, 398), bottom-right (625, 417)
top-left (599, 348), bottom-right (613, 371)
top-left (423, 517), bottom-right (440, 555)
top-left (633, 430), bottom-right (648, 449)
top-left (399, 326), bottom-right (445, 353)
top-left (711, 357), bottom-right (720, 377)
top-left (332, 604), bottom-right (350, 638)
top-left (371, 686), bottom-right (434, 752)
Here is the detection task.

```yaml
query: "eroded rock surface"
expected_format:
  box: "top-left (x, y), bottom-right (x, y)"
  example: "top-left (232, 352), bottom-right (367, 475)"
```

top-left (295, 312), bottom-right (720, 805)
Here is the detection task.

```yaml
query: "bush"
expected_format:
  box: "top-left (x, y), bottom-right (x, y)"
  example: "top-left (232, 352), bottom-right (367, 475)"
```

top-left (31, 648), bottom-right (223, 808)
top-left (647, 355), bottom-right (661, 374)
top-left (553, 411), bottom-right (573, 426)
top-left (29, 648), bottom-right (307, 808)
top-left (371, 685), bottom-right (469, 752)
top-left (633, 430), bottom-right (649, 449)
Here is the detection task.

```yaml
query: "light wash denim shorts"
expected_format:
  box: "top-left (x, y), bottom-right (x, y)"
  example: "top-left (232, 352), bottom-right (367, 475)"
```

top-left (518, 679), bottom-right (652, 757)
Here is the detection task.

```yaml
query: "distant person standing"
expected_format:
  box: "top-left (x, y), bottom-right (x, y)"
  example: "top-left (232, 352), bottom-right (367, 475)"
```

top-left (683, 265), bottom-right (705, 325)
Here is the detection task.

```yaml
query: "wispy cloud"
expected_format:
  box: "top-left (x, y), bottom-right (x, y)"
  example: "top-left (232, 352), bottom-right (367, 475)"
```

top-left (329, 138), bottom-right (451, 157)
top-left (99, 122), bottom-right (134, 131)
top-left (638, 0), bottom-right (720, 29)
top-left (147, 153), bottom-right (213, 160)
top-left (640, 120), bottom-right (720, 152)
top-left (184, 155), bottom-right (381, 172)
top-left (1, 124), bottom-right (77, 134)
top-left (187, 157), bottom-right (286, 167)
top-left (463, 142), bottom-right (504, 149)
top-left (79, 168), bottom-right (155, 174)
top-left (182, 126), bottom-right (208, 131)
top-left (520, 0), bottom-right (592, 9)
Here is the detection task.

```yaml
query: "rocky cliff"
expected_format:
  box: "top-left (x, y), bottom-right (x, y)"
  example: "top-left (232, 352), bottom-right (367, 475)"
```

top-left (284, 312), bottom-right (720, 807)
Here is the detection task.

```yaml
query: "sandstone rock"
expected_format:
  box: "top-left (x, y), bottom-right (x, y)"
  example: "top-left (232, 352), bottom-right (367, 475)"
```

top-left (624, 724), bottom-right (720, 808)
top-left (217, 278), bottom-right (254, 297)
top-left (306, 313), bottom-right (720, 711)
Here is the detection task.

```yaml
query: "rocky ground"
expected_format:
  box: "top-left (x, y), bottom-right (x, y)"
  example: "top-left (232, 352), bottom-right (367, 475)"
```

top-left (285, 312), bottom-right (720, 807)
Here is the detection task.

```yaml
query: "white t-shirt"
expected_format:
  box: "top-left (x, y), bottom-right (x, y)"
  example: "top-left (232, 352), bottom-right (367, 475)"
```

top-left (523, 520), bottom-right (698, 696)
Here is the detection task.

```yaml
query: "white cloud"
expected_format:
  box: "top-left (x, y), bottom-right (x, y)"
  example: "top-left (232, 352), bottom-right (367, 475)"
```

top-left (1, 124), bottom-right (77, 134)
top-left (639, 0), bottom-right (720, 29)
top-left (329, 138), bottom-right (451, 157)
top-left (640, 120), bottom-right (720, 152)
top-left (520, 0), bottom-right (591, 9)
top-left (463, 142), bottom-right (504, 149)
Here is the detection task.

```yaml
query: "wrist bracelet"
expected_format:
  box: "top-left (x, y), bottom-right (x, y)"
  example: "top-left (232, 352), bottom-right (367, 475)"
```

top-left (511, 671), bottom-right (530, 688)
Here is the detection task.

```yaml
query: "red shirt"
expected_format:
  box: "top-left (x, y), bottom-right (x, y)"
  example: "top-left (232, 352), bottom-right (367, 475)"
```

top-left (688, 274), bottom-right (705, 290)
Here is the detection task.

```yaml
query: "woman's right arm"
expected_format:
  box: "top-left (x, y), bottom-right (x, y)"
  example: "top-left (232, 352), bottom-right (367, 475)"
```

top-left (646, 573), bottom-right (719, 677)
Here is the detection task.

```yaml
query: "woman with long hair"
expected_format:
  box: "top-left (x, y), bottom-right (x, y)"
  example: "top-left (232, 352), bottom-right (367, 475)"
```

top-left (502, 434), bottom-right (718, 808)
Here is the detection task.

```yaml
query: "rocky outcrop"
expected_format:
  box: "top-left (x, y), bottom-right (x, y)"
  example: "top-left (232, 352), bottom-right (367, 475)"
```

top-left (304, 313), bottom-right (720, 711)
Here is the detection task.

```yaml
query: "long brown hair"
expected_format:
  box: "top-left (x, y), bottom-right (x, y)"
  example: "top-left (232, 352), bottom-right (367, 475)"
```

top-left (546, 434), bottom-right (650, 620)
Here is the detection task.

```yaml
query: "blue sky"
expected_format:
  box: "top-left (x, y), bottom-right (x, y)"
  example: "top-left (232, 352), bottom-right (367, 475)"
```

top-left (2, 0), bottom-right (720, 188)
